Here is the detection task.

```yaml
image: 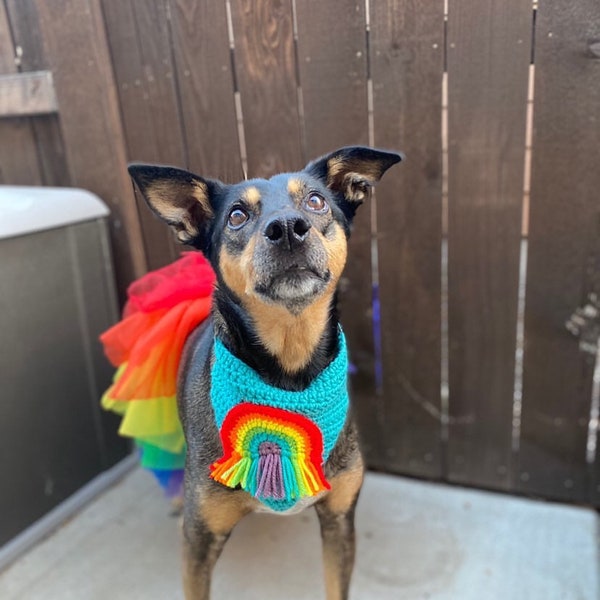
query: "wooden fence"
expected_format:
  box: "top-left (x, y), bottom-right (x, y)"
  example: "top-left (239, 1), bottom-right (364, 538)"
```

top-left (1, 0), bottom-right (599, 506)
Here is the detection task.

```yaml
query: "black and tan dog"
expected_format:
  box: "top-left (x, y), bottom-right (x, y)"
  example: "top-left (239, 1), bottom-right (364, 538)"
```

top-left (128, 146), bottom-right (401, 600)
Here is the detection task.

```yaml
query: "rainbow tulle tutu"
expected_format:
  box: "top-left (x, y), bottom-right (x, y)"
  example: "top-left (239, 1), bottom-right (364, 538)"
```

top-left (100, 252), bottom-right (215, 496)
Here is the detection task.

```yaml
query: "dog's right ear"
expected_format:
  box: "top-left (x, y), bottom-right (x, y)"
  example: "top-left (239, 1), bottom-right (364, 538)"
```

top-left (304, 146), bottom-right (403, 222)
top-left (128, 164), bottom-right (221, 246)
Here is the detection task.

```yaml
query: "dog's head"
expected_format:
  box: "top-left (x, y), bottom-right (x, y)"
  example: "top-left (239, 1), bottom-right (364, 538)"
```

top-left (129, 146), bottom-right (401, 314)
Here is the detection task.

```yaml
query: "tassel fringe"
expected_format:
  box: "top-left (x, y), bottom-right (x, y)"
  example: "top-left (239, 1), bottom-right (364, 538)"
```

top-left (211, 451), bottom-right (330, 501)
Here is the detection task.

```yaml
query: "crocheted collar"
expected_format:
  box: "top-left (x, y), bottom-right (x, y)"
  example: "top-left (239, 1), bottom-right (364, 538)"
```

top-left (209, 329), bottom-right (349, 511)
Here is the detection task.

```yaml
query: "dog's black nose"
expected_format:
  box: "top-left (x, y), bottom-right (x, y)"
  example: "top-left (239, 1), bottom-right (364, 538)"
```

top-left (263, 214), bottom-right (312, 249)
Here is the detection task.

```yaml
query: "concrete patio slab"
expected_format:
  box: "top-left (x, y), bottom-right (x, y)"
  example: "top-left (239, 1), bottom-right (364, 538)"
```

top-left (0, 467), bottom-right (597, 599)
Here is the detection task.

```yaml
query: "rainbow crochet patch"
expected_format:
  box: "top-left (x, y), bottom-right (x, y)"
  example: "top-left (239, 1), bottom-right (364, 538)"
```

top-left (210, 403), bottom-right (330, 507)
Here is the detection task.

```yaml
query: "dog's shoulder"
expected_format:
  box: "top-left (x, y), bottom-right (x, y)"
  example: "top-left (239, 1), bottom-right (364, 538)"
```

top-left (177, 317), bottom-right (215, 425)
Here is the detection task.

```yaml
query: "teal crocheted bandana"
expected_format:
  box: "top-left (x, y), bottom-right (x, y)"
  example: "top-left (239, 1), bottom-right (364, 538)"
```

top-left (209, 331), bottom-right (349, 511)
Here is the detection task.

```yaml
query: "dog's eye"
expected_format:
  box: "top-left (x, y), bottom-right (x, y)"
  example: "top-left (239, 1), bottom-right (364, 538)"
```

top-left (304, 194), bottom-right (328, 213)
top-left (228, 208), bottom-right (249, 229)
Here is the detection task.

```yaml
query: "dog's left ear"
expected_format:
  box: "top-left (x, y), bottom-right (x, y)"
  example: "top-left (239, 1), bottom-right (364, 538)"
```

top-left (304, 146), bottom-right (403, 218)
top-left (128, 164), bottom-right (222, 249)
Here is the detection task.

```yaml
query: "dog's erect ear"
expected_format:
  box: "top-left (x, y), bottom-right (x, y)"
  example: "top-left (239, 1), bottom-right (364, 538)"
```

top-left (304, 146), bottom-right (403, 217)
top-left (128, 164), bottom-right (221, 246)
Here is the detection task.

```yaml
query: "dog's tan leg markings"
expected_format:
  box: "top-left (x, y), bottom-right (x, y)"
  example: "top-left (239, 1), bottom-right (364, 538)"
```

top-left (316, 458), bottom-right (365, 600)
top-left (198, 489), bottom-right (252, 535)
top-left (324, 458), bottom-right (364, 514)
top-left (181, 490), bottom-right (251, 600)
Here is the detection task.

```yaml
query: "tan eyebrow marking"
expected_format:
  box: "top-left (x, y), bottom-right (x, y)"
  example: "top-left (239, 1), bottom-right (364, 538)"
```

top-left (287, 178), bottom-right (304, 196)
top-left (242, 186), bottom-right (261, 206)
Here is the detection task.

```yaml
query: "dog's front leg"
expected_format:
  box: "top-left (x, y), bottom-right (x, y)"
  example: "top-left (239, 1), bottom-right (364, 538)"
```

top-left (181, 524), bottom-right (228, 600)
top-left (315, 460), bottom-right (364, 600)
top-left (181, 489), bottom-right (248, 600)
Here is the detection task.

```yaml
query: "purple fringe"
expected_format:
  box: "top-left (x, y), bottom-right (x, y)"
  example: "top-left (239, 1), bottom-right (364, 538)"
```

top-left (256, 442), bottom-right (284, 499)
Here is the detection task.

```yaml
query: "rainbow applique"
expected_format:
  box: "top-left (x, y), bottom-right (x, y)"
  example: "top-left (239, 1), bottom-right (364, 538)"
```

top-left (210, 403), bottom-right (330, 507)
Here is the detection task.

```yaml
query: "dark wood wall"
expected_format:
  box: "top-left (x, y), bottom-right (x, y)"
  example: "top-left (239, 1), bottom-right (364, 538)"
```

top-left (1, 0), bottom-right (599, 506)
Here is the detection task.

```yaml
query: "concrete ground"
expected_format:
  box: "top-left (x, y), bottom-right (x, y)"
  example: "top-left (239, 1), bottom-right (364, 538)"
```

top-left (0, 467), bottom-right (598, 599)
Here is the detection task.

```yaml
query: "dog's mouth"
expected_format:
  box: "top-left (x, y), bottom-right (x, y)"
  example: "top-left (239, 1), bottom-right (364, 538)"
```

top-left (254, 265), bottom-right (331, 309)
top-left (271, 265), bottom-right (330, 290)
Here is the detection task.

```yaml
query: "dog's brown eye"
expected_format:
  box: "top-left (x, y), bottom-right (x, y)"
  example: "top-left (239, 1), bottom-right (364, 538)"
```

top-left (228, 208), bottom-right (249, 229)
top-left (305, 194), bottom-right (328, 213)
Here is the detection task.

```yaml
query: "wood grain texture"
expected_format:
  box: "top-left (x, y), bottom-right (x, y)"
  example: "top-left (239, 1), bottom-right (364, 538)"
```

top-left (102, 0), bottom-right (183, 270)
top-left (446, 0), bottom-right (531, 489)
top-left (169, 0), bottom-right (241, 182)
top-left (0, 1), bottom-right (43, 185)
top-left (230, 0), bottom-right (303, 177)
top-left (294, 1), bottom-right (380, 464)
top-left (371, 0), bottom-right (444, 477)
top-left (4, 0), bottom-right (70, 187)
top-left (0, 70), bottom-right (57, 116)
top-left (519, 0), bottom-right (600, 504)
top-left (33, 0), bottom-right (147, 297)
top-left (294, 0), bottom-right (367, 156)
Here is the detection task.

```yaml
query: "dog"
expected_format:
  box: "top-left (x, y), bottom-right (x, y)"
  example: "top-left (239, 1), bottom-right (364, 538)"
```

top-left (128, 146), bottom-right (402, 599)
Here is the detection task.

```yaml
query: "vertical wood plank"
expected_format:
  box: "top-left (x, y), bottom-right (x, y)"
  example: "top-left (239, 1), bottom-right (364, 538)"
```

top-left (294, 1), bottom-right (380, 463)
top-left (5, 0), bottom-right (70, 187)
top-left (0, 0), bottom-right (44, 186)
top-left (371, 0), bottom-right (444, 477)
top-left (33, 0), bottom-right (147, 296)
top-left (519, 0), bottom-right (600, 503)
top-left (230, 0), bottom-right (303, 178)
top-left (446, 0), bottom-right (531, 489)
top-left (295, 1), bottom-right (367, 155)
top-left (102, 0), bottom-right (183, 270)
top-left (169, 0), bottom-right (242, 181)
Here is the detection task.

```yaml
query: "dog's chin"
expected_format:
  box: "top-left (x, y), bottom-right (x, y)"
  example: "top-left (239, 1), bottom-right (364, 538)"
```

top-left (255, 268), bottom-right (331, 313)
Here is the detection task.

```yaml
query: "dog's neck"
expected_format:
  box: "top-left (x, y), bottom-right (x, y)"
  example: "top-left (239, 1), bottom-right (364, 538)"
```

top-left (212, 286), bottom-right (340, 392)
